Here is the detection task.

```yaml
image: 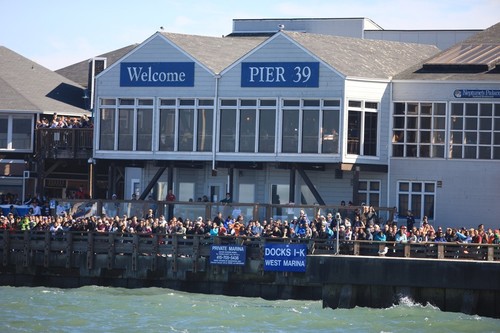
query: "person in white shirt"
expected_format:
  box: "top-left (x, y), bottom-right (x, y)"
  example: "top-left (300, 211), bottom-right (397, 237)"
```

top-left (30, 201), bottom-right (42, 216)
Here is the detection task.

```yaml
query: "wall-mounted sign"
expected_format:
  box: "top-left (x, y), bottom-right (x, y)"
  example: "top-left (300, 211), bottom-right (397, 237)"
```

top-left (44, 179), bottom-right (67, 188)
top-left (241, 62), bottom-right (319, 87)
top-left (264, 243), bottom-right (307, 272)
top-left (120, 62), bottom-right (194, 87)
top-left (454, 89), bottom-right (500, 98)
top-left (210, 245), bottom-right (246, 265)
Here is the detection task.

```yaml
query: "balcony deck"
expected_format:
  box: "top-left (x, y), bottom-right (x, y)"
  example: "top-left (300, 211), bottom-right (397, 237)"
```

top-left (36, 128), bottom-right (93, 159)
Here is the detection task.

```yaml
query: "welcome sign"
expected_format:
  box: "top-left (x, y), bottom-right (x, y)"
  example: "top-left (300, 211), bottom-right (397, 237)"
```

top-left (120, 62), bottom-right (195, 87)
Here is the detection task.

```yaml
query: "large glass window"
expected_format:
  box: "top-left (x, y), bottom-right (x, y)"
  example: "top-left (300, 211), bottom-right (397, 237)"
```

top-left (347, 110), bottom-right (361, 154)
top-left (216, 98), bottom-right (338, 154)
top-left (321, 101), bottom-right (340, 154)
top-left (282, 108), bottom-right (299, 153)
top-left (137, 108), bottom-right (152, 151)
top-left (271, 184), bottom-right (289, 218)
top-left (449, 102), bottom-right (500, 160)
top-left (259, 109), bottom-right (276, 153)
top-left (397, 181), bottom-right (435, 221)
top-left (281, 99), bottom-right (340, 154)
top-left (99, 108), bottom-right (115, 150)
top-left (178, 109), bottom-right (194, 151)
top-left (220, 107), bottom-right (236, 152)
top-left (100, 98), bottom-right (213, 152)
top-left (347, 100), bottom-right (379, 156)
top-left (159, 106), bottom-right (175, 151)
top-left (197, 107), bottom-right (213, 152)
top-left (0, 116), bottom-right (33, 151)
top-left (358, 180), bottom-right (380, 207)
top-left (219, 99), bottom-right (277, 153)
top-left (12, 118), bottom-right (31, 149)
top-left (0, 117), bottom-right (7, 148)
top-left (302, 109), bottom-right (319, 153)
top-left (239, 109), bottom-right (256, 152)
top-left (239, 184), bottom-right (255, 203)
top-left (392, 102), bottom-right (446, 158)
top-left (118, 108), bottom-right (134, 151)
top-left (178, 182), bottom-right (195, 202)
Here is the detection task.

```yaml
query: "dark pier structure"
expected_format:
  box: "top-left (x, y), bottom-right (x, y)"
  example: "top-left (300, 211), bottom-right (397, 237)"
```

top-left (1, 231), bottom-right (499, 319)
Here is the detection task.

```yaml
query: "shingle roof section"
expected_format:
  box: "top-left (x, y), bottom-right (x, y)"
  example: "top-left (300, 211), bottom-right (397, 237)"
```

top-left (160, 32), bottom-right (268, 73)
top-left (394, 22), bottom-right (500, 81)
top-left (283, 31), bottom-right (440, 79)
top-left (56, 44), bottom-right (138, 88)
top-left (0, 46), bottom-right (88, 115)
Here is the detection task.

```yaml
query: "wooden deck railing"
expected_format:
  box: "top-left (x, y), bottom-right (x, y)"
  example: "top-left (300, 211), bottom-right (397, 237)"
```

top-left (35, 128), bottom-right (93, 159)
top-left (1, 231), bottom-right (498, 271)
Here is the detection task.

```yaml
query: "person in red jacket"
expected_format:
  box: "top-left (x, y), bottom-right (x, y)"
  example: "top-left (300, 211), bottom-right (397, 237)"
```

top-left (166, 190), bottom-right (176, 201)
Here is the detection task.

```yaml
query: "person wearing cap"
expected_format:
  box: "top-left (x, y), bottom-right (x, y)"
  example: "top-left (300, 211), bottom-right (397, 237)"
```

top-left (194, 217), bottom-right (205, 235)
top-left (395, 225), bottom-right (408, 243)
top-left (373, 224), bottom-right (386, 242)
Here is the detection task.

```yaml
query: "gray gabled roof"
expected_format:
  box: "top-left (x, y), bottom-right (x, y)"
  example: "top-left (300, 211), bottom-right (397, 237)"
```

top-left (394, 22), bottom-right (500, 81)
top-left (56, 44), bottom-right (138, 88)
top-left (283, 31), bottom-right (440, 79)
top-left (0, 46), bottom-right (88, 115)
top-left (57, 29), bottom-right (442, 88)
top-left (160, 31), bottom-right (439, 79)
top-left (159, 32), bottom-right (268, 74)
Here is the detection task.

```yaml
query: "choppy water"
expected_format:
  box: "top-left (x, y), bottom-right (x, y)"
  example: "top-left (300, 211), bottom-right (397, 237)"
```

top-left (0, 286), bottom-right (498, 332)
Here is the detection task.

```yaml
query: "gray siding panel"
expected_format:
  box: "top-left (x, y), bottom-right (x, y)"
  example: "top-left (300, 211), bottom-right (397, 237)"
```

top-left (389, 159), bottom-right (499, 228)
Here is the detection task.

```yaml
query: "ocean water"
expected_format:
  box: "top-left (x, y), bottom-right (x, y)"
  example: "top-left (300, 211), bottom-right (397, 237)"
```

top-left (0, 286), bottom-right (498, 333)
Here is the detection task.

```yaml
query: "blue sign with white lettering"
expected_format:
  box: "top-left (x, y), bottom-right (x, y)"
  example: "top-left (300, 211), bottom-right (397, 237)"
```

top-left (210, 245), bottom-right (246, 266)
top-left (264, 243), bottom-right (307, 272)
top-left (241, 62), bottom-right (319, 87)
top-left (454, 89), bottom-right (500, 98)
top-left (120, 62), bottom-right (195, 87)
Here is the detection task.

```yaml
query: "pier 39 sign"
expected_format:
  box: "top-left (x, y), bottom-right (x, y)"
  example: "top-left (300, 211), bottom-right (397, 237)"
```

top-left (120, 62), bottom-right (195, 87)
top-left (241, 62), bottom-right (319, 88)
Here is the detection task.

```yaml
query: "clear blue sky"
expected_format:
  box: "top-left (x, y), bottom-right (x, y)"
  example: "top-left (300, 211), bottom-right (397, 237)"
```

top-left (1, 0), bottom-right (499, 70)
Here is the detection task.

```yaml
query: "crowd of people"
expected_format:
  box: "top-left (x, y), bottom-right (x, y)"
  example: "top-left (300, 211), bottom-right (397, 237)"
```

top-left (35, 114), bottom-right (93, 129)
top-left (1, 200), bottom-right (499, 246)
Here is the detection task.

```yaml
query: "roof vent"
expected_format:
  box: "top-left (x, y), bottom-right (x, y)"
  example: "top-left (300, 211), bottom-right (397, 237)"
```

top-left (278, 24), bottom-right (285, 31)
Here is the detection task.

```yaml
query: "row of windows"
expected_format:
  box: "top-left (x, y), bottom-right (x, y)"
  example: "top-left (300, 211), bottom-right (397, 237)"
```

top-left (99, 98), bottom-right (348, 155)
top-left (393, 102), bottom-right (500, 160)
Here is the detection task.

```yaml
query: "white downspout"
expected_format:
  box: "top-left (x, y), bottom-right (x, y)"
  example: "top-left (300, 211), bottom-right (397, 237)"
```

top-left (212, 74), bottom-right (220, 172)
top-left (387, 79), bottom-right (393, 220)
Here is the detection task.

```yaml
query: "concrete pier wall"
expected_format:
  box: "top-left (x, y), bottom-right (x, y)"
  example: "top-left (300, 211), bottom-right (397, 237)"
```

top-left (1, 249), bottom-right (499, 318)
